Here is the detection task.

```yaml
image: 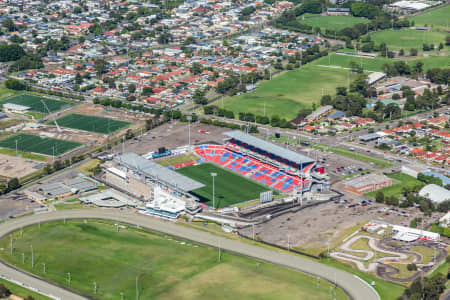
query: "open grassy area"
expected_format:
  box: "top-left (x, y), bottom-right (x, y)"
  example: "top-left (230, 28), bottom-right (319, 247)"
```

top-left (0, 87), bottom-right (21, 99)
top-left (1, 94), bottom-right (73, 114)
top-left (54, 202), bottom-right (86, 210)
top-left (157, 153), bottom-right (199, 166)
top-left (365, 172), bottom-right (425, 198)
top-left (411, 5), bottom-right (450, 29)
top-left (77, 159), bottom-right (101, 175)
top-left (298, 14), bottom-right (370, 31)
top-left (0, 133), bottom-right (82, 156)
top-left (370, 29), bottom-right (448, 50)
top-left (312, 53), bottom-right (449, 72)
top-left (176, 163), bottom-right (269, 208)
top-left (0, 220), bottom-right (348, 300)
top-left (52, 113), bottom-right (132, 134)
top-left (411, 246), bottom-right (435, 264)
top-left (311, 143), bottom-right (392, 168)
top-left (222, 64), bottom-right (349, 120)
top-left (0, 278), bottom-right (51, 300)
top-left (0, 146), bottom-right (47, 161)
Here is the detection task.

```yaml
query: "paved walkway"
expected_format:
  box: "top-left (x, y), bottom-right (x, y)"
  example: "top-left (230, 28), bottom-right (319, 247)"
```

top-left (0, 209), bottom-right (380, 300)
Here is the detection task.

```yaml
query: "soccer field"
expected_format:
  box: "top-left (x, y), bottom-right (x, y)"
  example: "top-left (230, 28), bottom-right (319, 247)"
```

top-left (222, 64), bottom-right (349, 120)
top-left (1, 94), bottom-right (73, 113)
top-left (0, 133), bottom-right (82, 156)
top-left (298, 14), bottom-right (370, 31)
top-left (176, 163), bottom-right (269, 207)
top-left (0, 220), bottom-right (348, 300)
top-left (411, 5), bottom-right (450, 29)
top-left (370, 29), bottom-right (448, 50)
top-left (53, 113), bottom-right (132, 134)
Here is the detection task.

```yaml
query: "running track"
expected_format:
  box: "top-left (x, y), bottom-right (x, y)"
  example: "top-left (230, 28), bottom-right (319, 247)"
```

top-left (0, 209), bottom-right (380, 300)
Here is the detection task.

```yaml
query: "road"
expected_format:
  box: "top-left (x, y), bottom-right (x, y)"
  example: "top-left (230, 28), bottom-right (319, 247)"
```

top-left (0, 209), bottom-right (380, 300)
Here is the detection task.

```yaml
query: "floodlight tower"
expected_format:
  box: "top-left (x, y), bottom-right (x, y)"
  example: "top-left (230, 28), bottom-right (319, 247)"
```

top-left (186, 115), bottom-right (192, 152)
top-left (41, 100), bottom-right (62, 132)
top-left (211, 172), bottom-right (217, 209)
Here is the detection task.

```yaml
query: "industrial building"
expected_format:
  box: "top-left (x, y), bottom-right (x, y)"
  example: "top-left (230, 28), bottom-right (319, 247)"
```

top-left (418, 184), bottom-right (450, 204)
top-left (342, 174), bottom-right (392, 195)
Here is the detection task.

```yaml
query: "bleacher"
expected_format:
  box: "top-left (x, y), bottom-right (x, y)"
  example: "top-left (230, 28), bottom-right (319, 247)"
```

top-left (194, 145), bottom-right (311, 193)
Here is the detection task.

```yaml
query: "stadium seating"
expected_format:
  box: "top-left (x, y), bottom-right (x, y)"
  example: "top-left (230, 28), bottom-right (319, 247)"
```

top-left (194, 145), bottom-right (310, 193)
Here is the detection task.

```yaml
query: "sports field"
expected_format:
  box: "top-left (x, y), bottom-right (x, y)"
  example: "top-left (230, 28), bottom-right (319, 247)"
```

top-left (0, 220), bottom-right (348, 300)
top-left (222, 65), bottom-right (349, 120)
top-left (176, 163), bottom-right (269, 207)
top-left (370, 29), bottom-right (448, 50)
top-left (365, 172), bottom-right (425, 198)
top-left (312, 53), bottom-right (450, 72)
top-left (52, 113), bottom-right (132, 134)
top-left (0, 133), bottom-right (82, 156)
top-left (298, 14), bottom-right (370, 31)
top-left (1, 94), bottom-right (73, 113)
top-left (411, 5), bottom-right (450, 29)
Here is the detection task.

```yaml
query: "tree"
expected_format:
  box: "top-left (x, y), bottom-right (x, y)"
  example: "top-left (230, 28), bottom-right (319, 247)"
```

top-left (5, 79), bottom-right (26, 90)
top-left (7, 177), bottom-right (20, 191)
top-left (94, 58), bottom-right (107, 77)
top-left (2, 18), bottom-right (17, 32)
top-left (192, 89), bottom-right (207, 105)
top-left (446, 35), bottom-right (450, 46)
top-left (0, 284), bottom-right (11, 298)
top-left (0, 44), bottom-right (26, 62)
top-left (410, 48), bottom-right (418, 56)
top-left (407, 263), bottom-right (417, 271)
top-left (75, 73), bottom-right (82, 85)
top-left (128, 83), bottom-right (136, 93)
top-left (375, 191), bottom-right (384, 203)
top-left (142, 86), bottom-right (153, 96)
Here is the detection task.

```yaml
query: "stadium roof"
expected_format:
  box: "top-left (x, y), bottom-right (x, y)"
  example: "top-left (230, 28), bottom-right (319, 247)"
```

top-left (115, 152), bottom-right (205, 192)
top-left (224, 131), bottom-right (315, 165)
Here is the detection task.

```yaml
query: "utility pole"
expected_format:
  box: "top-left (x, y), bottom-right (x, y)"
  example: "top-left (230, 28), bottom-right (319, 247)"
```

top-left (31, 245), bottom-right (34, 268)
top-left (43, 263), bottom-right (46, 274)
top-left (136, 275), bottom-right (139, 300)
top-left (211, 172), bottom-right (217, 209)
top-left (22, 253), bottom-right (24, 264)
top-left (15, 140), bottom-right (18, 156)
top-left (218, 239), bottom-right (221, 263)
top-left (187, 115), bottom-right (192, 152)
top-left (94, 282), bottom-right (97, 295)
top-left (10, 235), bottom-right (12, 255)
top-left (120, 292), bottom-right (124, 300)
top-left (67, 272), bottom-right (71, 285)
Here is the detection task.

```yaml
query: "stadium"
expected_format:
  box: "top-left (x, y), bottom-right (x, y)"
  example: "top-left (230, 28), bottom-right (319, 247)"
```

top-left (100, 130), bottom-right (323, 213)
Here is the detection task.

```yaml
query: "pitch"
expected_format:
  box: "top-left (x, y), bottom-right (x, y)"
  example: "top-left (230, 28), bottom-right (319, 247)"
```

top-left (52, 113), bottom-right (132, 134)
top-left (0, 133), bottom-right (82, 156)
top-left (0, 220), bottom-right (348, 300)
top-left (176, 163), bottom-right (269, 208)
top-left (1, 94), bottom-right (73, 113)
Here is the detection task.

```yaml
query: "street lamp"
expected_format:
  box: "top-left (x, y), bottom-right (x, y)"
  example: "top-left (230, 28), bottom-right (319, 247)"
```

top-left (211, 172), bottom-right (217, 209)
top-left (186, 115), bottom-right (192, 152)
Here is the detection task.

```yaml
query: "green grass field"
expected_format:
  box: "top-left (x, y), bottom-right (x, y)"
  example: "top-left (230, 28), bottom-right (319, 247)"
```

top-left (298, 14), bottom-right (370, 31)
top-left (222, 65), bottom-right (349, 120)
top-left (312, 53), bottom-right (450, 72)
top-left (0, 220), bottom-right (348, 300)
top-left (370, 29), bottom-right (448, 50)
top-left (1, 94), bottom-right (73, 114)
top-left (411, 5), bottom-right (450, 29)
top-left (176, 163), bottom-right (269, 208)
top-left (366, 172), bottom-right (425, 198)
top-left (158, 153), bottom-right (199, 166)
top-left (0, 87), bottom-right (21, 99)
top-left (0, 133), bottom-right (82, 156)
top-left (52, 113), bottom-right (132, 134)
top-left (0, 278), bottom-right (51, 300)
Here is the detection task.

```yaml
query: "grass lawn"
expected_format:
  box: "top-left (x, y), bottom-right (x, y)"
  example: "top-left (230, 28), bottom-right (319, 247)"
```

top-left (176, 163), bottom-right (269, 208)
top-left (351, 237), bottom-right (371, 251)
top-left (77, 159), bottom-right (101, 175)
top-left (312, 53), bottom-right (449, 72)
top-left (52, 113), bottom-right (132, 134)
top-left (365, 172), bottom-right (425, 198)
top-left (411, 5), bottom-right (450, 29)
top-left (298, 14), bottom-right (370, 31)
top-left (370, 29), bottom-right (448, 50)
top-left (222, 64), bottom-right (349, 120)
top-left (389, 263), bottom-right (417, 279)
top-left (54, 202), bottom-right (86, 210)
top-left (1, 94), bottom-right (73, 114)
top-left (0, 87), bottom-right (21, 100)
top-left (0, 220), bottom-right (348, 300)
top-left (0, 133), bottom-right (82, 156)
top-left (0, 278), bottom-right (51, 300)
top-left (411, 246), bottom-right (435, 264)
top-left (158, 153), bottom-right (199, 166)
top-left (311, 143), bottom-right (392, 168)
top-left (0, 147), bottom-right (47, 161)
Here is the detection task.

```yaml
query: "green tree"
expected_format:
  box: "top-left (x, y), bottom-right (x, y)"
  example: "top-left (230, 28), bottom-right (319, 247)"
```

top-left (375, 191), bottom-right (384, 203)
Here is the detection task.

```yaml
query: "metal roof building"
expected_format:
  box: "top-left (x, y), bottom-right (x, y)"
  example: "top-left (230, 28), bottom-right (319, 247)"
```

top-left (419, 184), bottom-right (450, 204)
top-left (224, 131), bottom-right (315, 166)
top-left (115, 152), bottom-right (205, 192)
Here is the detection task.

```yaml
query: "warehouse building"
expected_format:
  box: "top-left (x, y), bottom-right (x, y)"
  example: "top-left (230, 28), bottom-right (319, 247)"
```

top-left (343, 173), bottom-right (392, 195)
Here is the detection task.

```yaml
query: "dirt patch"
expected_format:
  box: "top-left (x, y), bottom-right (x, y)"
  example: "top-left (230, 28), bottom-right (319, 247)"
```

top-left (0, 153), bottom-right (43, 178)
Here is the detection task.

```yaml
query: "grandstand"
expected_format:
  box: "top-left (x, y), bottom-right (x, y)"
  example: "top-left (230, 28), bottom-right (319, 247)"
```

top-left (193, 131), bottom-right (316, 193)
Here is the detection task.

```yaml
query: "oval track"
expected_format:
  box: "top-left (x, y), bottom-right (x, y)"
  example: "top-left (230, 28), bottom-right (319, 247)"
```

top-left (0, 209), bottom-right (380, 300)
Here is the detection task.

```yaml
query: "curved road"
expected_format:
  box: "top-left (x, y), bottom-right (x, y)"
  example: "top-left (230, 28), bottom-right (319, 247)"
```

top-left (0, 209), bottom-right (380, 300)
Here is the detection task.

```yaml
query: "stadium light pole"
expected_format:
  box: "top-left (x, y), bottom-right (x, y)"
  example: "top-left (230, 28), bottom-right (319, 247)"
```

top-left (187, 116), bottom-right (192, 152)
top-left (30, 244), bottom-right (34, 268)
top-left (211, 172), bottom-right (217, 209)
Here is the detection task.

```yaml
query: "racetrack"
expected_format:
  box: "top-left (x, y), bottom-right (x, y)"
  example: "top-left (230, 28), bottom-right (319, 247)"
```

top-left (0, 209), bottom-right (380, 300)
